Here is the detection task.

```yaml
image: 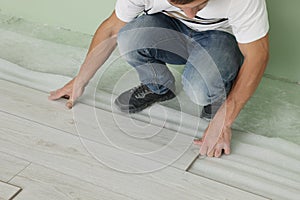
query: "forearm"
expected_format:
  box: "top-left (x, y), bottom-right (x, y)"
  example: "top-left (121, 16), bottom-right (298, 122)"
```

top-left (76, 11), bottom-right (126, 86)
top-left (76, 35), bottom-right (117, 87)
top-left (216, 35), bottom-right (269, 127)
top-left (223, 59), bottom-right (268, 126)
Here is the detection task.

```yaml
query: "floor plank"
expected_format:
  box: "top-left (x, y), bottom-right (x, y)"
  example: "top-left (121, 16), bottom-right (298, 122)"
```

top-left (0, 111), bottom-right (164, 173)
top-left (0, 79), bottom-right (198, 171)
top-left (189, 133), bottom-right (300, 200)
top-left (0, 181), bottom-right (21, 200)
top-left (72, 102), bottom-right (199, 171)
top-left (0, 79), bottom-right (76, 134)
top-left (10, 164), bottom-right (133, 200)
top-left (0, 152), bottom-right (30, 182)
top-left (0, 111), bottom-right (267, 200)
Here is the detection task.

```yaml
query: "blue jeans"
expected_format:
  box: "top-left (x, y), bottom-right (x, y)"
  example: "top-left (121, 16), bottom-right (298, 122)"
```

top-left (117, 13), bottom-right (243, 106)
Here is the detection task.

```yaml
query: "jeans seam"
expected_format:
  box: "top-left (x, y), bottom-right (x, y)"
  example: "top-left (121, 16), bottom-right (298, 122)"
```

top-left (148, 61), bottom-right (159, 90)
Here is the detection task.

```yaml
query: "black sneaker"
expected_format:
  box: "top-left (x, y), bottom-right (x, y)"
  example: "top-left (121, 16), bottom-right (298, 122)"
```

top-left (114, 84), bottom-right (175, 113)
top-left (200, 104), bottom-right (214, 121)
top-left (200, 98), bottom-right (224, 121)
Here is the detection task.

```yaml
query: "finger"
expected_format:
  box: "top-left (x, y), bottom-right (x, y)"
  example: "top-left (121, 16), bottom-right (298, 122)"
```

top-left (193, 138), bottom-right (203, 145)
top-left (48, 90), bottom-right (64, 100)
top-left (66, 85), bottom-right (76, 109)
top-left (66, 100), bottom-right (73, 109)
top-left (224, 139), bottom-right (231, 155)
top-left (214, 147), bottom-right (222, 158)
top-left (224, 145), bottom-right (231, 155)
top-left (62, 95), bottom-right (70, 99)
top-left (199, 145), bottom-right (208, 156)
top-left (48, 91), bottom-right (58, 100)
top-left (207, 149), bottom-right (215, 157)
top-left (67, 90), bottom-right (78, 109)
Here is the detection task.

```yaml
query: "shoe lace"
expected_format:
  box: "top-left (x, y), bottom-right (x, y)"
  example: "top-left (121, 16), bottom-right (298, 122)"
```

top-left (132, 84), bottom-right (152, 98)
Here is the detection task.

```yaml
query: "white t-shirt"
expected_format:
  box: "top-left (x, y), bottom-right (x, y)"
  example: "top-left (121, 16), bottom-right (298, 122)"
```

top-left (115, 0), bottom-right (269, 43)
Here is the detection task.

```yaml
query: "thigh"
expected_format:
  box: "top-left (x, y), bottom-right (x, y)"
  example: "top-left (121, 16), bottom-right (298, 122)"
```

top-left (182, 31), bottom-right (243, 104)
top-left (117, 13), bottom-right (191, 65)
top-left (119, 13), bottom-right (191, 35)
top-left (190, 30), bottom-right (244, 85)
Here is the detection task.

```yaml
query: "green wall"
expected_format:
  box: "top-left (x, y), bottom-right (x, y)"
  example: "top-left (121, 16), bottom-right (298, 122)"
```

top-left (0, 0), bottom-right (115, 34)
top-left (0, 0), bottom-right (299, 81)
top-left (266, 0), bottom-right (300, 82)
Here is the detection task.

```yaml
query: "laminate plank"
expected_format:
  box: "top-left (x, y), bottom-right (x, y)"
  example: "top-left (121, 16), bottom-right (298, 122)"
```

top-left (10, 164), bottom-right (133, 200)
top-left (189, 132), bottom-right (300, 200)
top-left (0, 79), bottom-right (76, 134)
top-left (0, 112), bottom-right (267, 200)
top-left (0, 61), bottom-right (205, 138)
top-left (72, 102), bottom-right (199, 171)
top-left (0, 79), bottom-right (199, 171)
top-left (0, 152), bottom-right (30, 182)
top-left (0, 112), bottom-right (164, 173)
top-left (0, 75), bottom-right (294, 200)
top-left (0, 181), bottom-right (21, 200)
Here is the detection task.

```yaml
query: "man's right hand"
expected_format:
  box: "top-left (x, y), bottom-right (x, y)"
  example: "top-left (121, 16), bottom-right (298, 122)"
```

top-left (48, 11), bottom-right (124, 109)
top-left (48, 77), bottom-right (85, 109)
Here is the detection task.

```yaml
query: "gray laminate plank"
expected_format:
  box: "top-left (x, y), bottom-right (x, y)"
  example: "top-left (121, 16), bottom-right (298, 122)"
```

top-left (0, 111), bottom-right (267, 200)
top-left (0, 152), bottom-right (30, 182)
top-left (0, 79), bottom-right (198, 171)
top-left (0, 181), bottom-right (21, 200)
top-left (189, 138), bottom-right (300, 200)
top-left (10, 164), bottom-right (133, 200)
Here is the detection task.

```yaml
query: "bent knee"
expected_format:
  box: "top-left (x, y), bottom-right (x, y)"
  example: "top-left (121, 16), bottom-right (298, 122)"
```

top-left (182, 78), bottom-right (210, 106)
top-left (182, 76), bottom-right (226, 106)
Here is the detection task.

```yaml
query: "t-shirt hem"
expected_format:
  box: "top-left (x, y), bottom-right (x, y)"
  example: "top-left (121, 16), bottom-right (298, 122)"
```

top-left (115, 10), bottom-right (132, 23)
top-left (236, 29), bottom-right (269, 44)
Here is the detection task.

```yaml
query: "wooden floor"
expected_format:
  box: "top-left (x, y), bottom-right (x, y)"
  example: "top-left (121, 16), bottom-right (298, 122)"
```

top-left (0, 79), bottom-right (275, 200)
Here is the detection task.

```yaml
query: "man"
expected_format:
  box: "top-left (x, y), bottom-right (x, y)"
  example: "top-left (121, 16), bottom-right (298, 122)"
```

top-left (49, 0), bottom-right (269, 157)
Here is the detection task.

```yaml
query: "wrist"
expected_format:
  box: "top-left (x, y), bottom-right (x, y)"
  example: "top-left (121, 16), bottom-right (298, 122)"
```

top-left (75, 75), bottom-right (89, 88)
top-left (223, 97), bottom-right (241, 127)
top-left (212, 98), bottom-right (236, 128)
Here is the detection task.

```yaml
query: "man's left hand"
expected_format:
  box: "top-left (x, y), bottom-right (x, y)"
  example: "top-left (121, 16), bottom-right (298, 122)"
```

top-left (194, 118), bottom-right (232, 158)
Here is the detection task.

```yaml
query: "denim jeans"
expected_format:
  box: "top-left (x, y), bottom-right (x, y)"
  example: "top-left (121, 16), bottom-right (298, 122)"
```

top-left (117, 13), bottom-right (244, 106)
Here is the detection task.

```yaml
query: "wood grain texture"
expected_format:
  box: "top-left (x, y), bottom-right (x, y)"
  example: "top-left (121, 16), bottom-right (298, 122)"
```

top-left (0, 111), bottom-right (268, 200)
top-left (0, 80), bottom-right (268, 200)
top-left (0, 59), bottom-right (206, 138)
top-left (190, 132), bottom-right (300, 200)
top-left (10, 164), bottom-right (133, 200)
top-left (0, 79), bottom-right (198, 171)
top-left (0, 181), bottom-right (21, 200)
top-left (0, 152), bottom-right (29, 182)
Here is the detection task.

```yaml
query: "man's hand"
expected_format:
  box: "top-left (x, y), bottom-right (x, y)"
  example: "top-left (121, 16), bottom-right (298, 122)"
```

top-left (193, 35), bottom-right (269, 158)
top-left (48, 11), bottom-right (125, 109)
top-left (48, 77), bottom-right (85, 109)
top-left (194, 106), bottom-right (232, 158)
top-left (194, 122), bottom-right (232, 158)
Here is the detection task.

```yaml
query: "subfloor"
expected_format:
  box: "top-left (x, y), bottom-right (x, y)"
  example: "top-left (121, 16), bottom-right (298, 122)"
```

top-left (0, 13), bottom-right (300, 200)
